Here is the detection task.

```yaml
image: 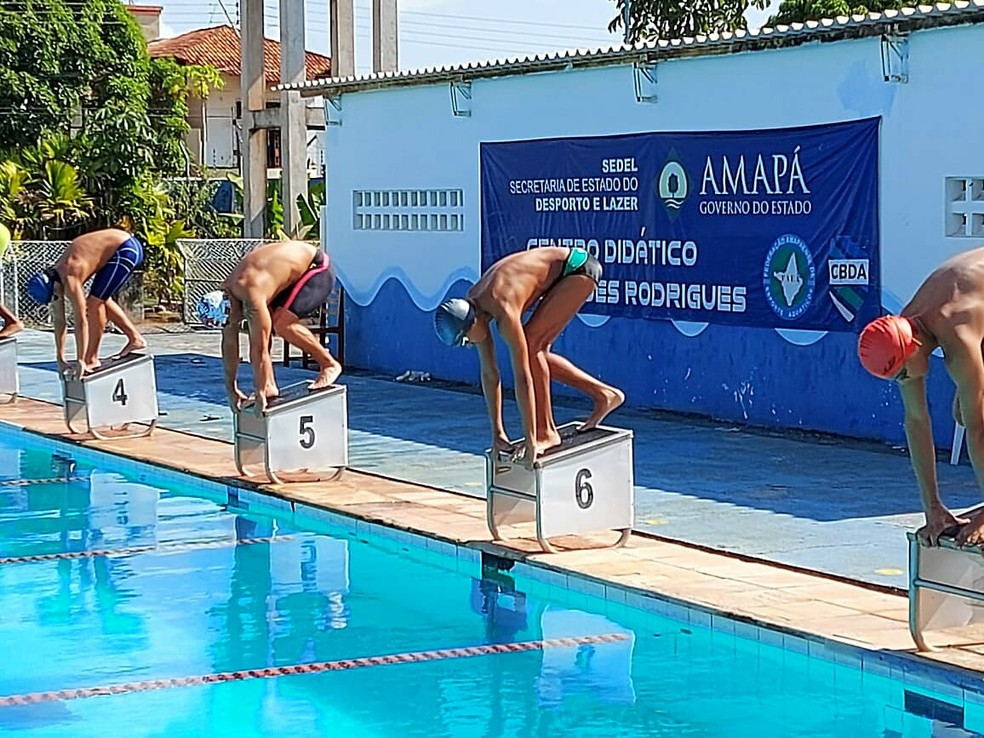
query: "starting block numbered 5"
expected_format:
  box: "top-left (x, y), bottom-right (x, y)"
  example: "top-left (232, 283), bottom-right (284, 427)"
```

top-left (62, 353), bottom-right (158, 439)
top-left (0, 337), bottom-right (17, 402)
top-left (486, 422), bottom-right (634, 553)
top-left (908, 513), bottom-right (984, 651)
top-left (234, 381), bottom-right (348, 484)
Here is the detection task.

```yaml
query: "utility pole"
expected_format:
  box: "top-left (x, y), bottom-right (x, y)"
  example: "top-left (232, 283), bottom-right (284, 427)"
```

top-left (623, 0), bottom-right (631, 44)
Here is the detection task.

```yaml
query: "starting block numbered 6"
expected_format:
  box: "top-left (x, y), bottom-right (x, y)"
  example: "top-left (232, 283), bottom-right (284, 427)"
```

top-left (0, 337), bottom-right (18, 402)
top-left (486, 422), bottom-right (634, 553)
top-left (234, 381), bottom-right (348, 484)
top-left (61, 353), bottom-right (159, 439)
top-left (908, 513), bottom-right (984, 651)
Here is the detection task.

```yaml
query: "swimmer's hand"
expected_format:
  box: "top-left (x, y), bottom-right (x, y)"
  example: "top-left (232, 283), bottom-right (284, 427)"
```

top-left (510, 437), bottom-right (542, 471)
top-left (492, 434), bottom-right (514, 457)
top-left (918, 505), bottom-right (969, 547)
top-left (59, 359), bottom-right (85, 380)
top-left (228, 386), bottom-right (250, 413)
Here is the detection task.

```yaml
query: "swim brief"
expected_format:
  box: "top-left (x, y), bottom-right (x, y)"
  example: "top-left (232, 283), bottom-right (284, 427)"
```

top-left (270, 250), bottom-right (336, 319)
top-left (89, 236), bottom-right (144, 301)
top-left (560, 246), bottom-right (602, 285)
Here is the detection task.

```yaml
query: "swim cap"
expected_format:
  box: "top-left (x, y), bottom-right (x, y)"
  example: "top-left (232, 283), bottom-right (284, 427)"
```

top-left (26, 270), bottom-right (55, 305)
top-left (196, 290), bottom-right (230, 328)
top-left (434, 298), bottom-right (475, 347)
top-left (857, 315), bottom-right (918, 379)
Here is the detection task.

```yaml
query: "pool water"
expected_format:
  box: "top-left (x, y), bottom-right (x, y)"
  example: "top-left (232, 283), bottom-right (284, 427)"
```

top-left (0, 432), bottom-right (981, 737)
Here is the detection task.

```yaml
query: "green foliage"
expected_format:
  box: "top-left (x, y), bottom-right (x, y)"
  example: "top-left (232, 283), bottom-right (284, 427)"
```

top-left (0, 0), bottom-right (224, 307)
top-left (767, 0), bottom-right (906, 25)
top-left (609, 0), bottom-right (768, 42)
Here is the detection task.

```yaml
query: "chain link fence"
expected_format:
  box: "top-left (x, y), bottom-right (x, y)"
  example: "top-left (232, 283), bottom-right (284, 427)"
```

top-left (178, 239), bottom-right (271, 325)
top-left (0, 241), bottom-right (144, 327)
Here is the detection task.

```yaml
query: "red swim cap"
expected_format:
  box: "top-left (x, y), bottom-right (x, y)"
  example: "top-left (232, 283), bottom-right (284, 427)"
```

top-left (857, 315), bottom-right (918, 379)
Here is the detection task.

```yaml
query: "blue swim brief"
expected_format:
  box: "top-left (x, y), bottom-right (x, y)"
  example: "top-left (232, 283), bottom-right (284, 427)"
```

top-left (89, 236), bottom-right (144, 301)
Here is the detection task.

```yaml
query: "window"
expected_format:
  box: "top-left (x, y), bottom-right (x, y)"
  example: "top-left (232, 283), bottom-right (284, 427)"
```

top-left (352, 189), bottom-right (465, 232)
top-left (946, 177), bottom-right (984, 238)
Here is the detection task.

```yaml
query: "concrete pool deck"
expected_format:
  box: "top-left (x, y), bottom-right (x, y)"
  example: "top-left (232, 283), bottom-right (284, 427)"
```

top-left (9, 328), bottom-right (982, 591)
top-left (5, 394), bottom-right (984, 684)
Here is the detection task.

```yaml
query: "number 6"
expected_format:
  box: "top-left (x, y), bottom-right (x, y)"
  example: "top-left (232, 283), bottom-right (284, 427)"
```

top-left (575, 468), bottom-right (593, 509)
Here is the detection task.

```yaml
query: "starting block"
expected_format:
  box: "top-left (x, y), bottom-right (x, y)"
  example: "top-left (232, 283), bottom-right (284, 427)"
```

top-left (61, 353), bottom-right (158, 439)
top-left (908, 512), bottom-right (984, 651)
top-left (234, 381), bottom-right (347, 484)
top-left (486, 422), bottom-right (634, 553)
top-left (0, 337), bottom-right (17, 402)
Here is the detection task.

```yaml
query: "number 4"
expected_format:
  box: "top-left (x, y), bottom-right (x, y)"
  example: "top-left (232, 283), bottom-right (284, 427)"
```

top-left (112, 378), bottom-right (128, 406)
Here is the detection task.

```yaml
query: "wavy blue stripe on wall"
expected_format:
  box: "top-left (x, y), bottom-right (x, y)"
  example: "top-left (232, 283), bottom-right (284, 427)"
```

top-left (344, 279), bottom-right (957, 446)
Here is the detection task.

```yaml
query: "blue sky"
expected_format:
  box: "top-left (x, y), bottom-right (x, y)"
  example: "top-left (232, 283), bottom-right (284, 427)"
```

top-left (154, 0), bottom-right (777, 75)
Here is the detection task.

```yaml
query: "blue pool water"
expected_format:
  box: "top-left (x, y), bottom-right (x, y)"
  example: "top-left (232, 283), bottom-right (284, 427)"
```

top-left (0, 431), bottom-right (982, 737)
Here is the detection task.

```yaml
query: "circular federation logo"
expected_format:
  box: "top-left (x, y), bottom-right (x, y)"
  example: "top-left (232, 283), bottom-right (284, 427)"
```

top-left (762, 234), bottom-right (815, 321)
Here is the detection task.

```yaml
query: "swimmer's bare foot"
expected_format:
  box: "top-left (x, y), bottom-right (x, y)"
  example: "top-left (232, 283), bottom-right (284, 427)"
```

top-left (310, 360), bottom-right (343, 390)
top-left (580, 387), bottom-right (625, 431)
top-left (0, 319), bottom-right (23, 339)
top-left (538, 428), bottom-right (563, 454)
top-left (86, 358), bottom-right (102, 372)
top-left (112, 338), bottom-right (147, 359)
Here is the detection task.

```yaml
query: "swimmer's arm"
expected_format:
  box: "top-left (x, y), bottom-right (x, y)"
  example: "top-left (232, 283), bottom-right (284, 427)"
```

top-left (63, 276), bottom-right (88, 365)
top-left (246, 298), bottom-right (275, 408)
top-left (51, 289), bottom-right (68, 367)
top-left (221, 298), bottom-right (244, 403)
top-left (475, 337), bottom-right (507, 445)
top-left (899, 376), bottom-right (943, 516)
top-left (497, 311), bottom-right (537, 454)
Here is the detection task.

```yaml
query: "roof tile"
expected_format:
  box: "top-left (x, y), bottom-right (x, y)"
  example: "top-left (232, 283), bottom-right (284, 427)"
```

top-left (148, 24), bottom-right (331, 84)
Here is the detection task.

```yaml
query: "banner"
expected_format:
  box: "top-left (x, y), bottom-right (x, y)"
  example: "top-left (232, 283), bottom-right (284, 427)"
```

top-left (480, 118), bottom-right (880, 332)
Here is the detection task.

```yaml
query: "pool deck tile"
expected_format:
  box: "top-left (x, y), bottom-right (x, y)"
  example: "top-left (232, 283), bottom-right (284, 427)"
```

top-left (6, 396), bottom-right (984, 682)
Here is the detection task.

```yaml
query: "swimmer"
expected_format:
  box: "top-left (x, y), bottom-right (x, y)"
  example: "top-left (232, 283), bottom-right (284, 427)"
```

top-left (434, 246), bottom-right (624, 467)
top-left (859, 246), bottom-right (984, 548)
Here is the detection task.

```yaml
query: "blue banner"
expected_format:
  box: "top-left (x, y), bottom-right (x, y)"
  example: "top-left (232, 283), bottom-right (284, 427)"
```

top-left (480, 118), bottom-right (880, 332)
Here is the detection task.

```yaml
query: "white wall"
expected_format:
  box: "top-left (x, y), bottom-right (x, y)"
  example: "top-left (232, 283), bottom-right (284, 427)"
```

top-left (322, 23), bottom-right (984, 314)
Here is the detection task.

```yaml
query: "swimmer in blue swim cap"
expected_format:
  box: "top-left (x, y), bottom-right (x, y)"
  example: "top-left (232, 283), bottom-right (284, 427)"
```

top-left (434, 246), bottom-right (623, 467)
top-left (27, 228), bottom-right (146, 377)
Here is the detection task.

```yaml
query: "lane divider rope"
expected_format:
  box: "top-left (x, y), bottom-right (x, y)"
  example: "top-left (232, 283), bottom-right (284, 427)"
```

top-left (0, 476), bottom-right (82, 488)
top-left (0, 634), bottom-right (629, 707)
top-left (0, 535), bottom-right (293, 566)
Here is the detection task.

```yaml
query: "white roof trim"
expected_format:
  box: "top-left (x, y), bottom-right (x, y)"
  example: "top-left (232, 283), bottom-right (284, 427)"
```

top-left (280, 1), bottom-right (984, 96)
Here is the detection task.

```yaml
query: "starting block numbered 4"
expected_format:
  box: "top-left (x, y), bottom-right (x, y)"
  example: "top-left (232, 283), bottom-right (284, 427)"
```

top-left (61, 353), bottom-right (159, 439)
top-left (908, 514), bottom-right (984, 651)
top-left (234, 381), bottom-right (347, 484)
top-left (0, 337), bottom-right (17, 402)
top-left (486, 422), bottom-right (634, 553)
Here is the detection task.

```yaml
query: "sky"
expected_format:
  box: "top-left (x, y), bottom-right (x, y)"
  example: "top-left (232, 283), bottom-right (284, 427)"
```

top-left (152, 0), bottom-right (777, 76)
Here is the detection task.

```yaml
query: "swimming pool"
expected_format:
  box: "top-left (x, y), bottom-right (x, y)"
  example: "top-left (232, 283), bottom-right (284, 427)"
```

top-left (0, 428), bottom-right (982, 737)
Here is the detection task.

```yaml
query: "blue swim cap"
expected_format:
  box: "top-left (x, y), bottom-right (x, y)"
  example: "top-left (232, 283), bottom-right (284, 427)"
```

top-left (434, 298), bottom-right (475, 347)
top-left (27, 271), bottom-right (54, 305)
top-left (196, 290), bottom-right (231, 328)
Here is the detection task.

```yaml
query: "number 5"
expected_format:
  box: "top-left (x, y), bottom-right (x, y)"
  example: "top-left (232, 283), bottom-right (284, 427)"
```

top-left (299, 415), bottom-right (316, 449)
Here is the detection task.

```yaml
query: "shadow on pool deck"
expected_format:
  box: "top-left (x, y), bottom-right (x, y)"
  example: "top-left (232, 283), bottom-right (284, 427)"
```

top-left (14, 330), bottom-right (983, 588)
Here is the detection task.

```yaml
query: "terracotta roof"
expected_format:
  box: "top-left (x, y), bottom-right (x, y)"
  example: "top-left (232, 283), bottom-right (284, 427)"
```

top-left (148, 24), bottom-right (331, 84)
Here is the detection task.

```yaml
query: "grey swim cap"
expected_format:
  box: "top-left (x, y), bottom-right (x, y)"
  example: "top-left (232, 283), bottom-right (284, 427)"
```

top-left (434, 298), bottom-right (475, 347)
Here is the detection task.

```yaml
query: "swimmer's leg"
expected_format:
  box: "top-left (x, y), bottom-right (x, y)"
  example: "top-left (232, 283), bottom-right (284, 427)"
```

top-left (524, 274), bottom-right (622, 445)
top-left (273, 307), bottom-right (342, 389)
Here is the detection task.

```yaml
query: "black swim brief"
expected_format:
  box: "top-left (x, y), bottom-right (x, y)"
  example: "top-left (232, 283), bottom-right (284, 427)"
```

top-left (270, 251), bottom-right (336, 319)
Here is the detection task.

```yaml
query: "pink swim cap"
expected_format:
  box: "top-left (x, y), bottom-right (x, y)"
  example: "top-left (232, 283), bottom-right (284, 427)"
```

top-left (857, 315), bottom-right (918, 379)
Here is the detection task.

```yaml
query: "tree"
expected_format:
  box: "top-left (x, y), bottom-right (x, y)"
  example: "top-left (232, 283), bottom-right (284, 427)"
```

top-left (609, 0), bottom-right (769, 43)
top-left (767, 0), bottom-right (907, 25)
